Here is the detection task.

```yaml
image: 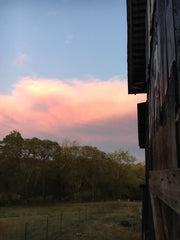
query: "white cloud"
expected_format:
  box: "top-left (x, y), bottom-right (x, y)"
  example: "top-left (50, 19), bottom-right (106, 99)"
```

top-left (13, 53), bottom-right (28, 66)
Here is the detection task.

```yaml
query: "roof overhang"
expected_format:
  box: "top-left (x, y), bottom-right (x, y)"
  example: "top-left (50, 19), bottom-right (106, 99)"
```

top-left (127, 0), bottom-right (147, 94)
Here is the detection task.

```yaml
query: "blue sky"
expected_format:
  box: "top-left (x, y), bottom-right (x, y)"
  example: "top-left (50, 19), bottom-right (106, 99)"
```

top-left (0, 0), bottom-right (127, 93)
top-left (0, 0), bottom-right (145, 161)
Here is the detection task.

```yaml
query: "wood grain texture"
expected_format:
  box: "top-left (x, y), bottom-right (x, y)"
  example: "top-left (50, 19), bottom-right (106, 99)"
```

top-left (149, 169), bottom-right (180, 214)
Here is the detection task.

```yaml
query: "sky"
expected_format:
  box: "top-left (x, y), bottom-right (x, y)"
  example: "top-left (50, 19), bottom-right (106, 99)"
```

top-left (0, 0), bottom-right (146, 161)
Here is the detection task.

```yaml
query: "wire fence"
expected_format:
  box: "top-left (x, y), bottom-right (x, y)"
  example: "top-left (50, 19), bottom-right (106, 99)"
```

top-left (0, 202), bottom-right (142, 240)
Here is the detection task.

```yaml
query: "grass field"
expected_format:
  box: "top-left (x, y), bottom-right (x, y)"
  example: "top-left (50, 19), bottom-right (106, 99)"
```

top-left (0, 201), bottom-right (142, 240)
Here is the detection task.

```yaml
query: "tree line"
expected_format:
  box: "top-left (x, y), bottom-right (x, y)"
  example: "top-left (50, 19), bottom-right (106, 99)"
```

top-left (0, 130), bottom-right (145, 204)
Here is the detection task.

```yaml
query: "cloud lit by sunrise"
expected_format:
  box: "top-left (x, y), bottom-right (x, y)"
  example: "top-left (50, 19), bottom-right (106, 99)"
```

top-left (0, 76), bottom-right (146, 148)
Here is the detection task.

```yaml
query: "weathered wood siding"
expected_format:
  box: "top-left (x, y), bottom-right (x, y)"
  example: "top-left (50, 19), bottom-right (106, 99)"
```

top-left (173, 0), bottom-right (180, 167)
top-left (127, 1), bottom-right (180, 238)
top-left (147, 0), bottom-right (177, 170)
top-left (147, 1), bottom-right (180, 239)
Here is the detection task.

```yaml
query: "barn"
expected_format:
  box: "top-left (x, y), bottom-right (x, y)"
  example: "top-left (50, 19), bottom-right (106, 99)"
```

top-left (127, 0), bottom-right (180, 239)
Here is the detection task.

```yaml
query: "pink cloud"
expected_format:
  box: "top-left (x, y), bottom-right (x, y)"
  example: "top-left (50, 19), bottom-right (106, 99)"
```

top-left (0, 76), bottom-right (146, 155)
top-left (13, 53), bottom-right (28, 65)
top-left (65, 34), bottom-right (74, 44)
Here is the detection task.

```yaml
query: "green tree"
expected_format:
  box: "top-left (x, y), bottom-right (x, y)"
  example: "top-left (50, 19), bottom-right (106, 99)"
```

top-left (107, 150), bottom-right (136, 164)
top-left (0, 130), bottom-right (23, 161)
top-left (0, 130), bottom-right (24, 202)
top-left (22, 138), bottom-right (61, 199)
top-left (23, 138), bottom-right (61, 161)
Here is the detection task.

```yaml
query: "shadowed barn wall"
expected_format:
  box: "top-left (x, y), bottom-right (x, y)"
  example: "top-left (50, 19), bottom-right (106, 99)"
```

top-left (127, 0), bottom-right (180, 239)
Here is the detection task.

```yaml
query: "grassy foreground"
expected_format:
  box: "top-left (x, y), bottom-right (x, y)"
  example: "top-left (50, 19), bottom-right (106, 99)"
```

top-left (0, 201), bottom-right (142, 240)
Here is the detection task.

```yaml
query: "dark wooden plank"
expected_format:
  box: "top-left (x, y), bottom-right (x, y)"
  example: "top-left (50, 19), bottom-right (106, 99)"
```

top-left (127, 0), bottom-right (147, 94)
top-left (149, 169), bottom-right (180, 214)
top-left (150, 194), bottom-right (166, 240)
top-left (137, 102), bottom-right (147, 148)
top-left (166, 0), bottom-right (176, 77)
top-left (173, 0), bottom-right (180, 167)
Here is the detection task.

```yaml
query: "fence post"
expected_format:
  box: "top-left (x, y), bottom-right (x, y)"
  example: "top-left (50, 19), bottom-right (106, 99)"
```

top-left (46, 216), bottom-right (49, 240)
top-left (25, 223), bottom-right (28, 240)
top-left (60, 213), bottom-right (63, 233)
top-left (85, 208), bottom-right (88, 221)
top-left (78, 209), bottom-right (81, 223)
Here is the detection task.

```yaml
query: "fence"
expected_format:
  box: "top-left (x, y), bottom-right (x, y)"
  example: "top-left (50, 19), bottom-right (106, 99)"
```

top-left (0, 201), bottom-right (142, 240)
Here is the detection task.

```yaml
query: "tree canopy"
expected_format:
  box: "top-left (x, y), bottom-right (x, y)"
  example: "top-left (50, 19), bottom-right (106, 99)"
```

top-left (0, 131), bottom-right (145, 204)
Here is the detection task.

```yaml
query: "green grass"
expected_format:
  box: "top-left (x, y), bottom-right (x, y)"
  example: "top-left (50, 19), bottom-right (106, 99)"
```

top-left (0, 201), bottom-right (142, 240)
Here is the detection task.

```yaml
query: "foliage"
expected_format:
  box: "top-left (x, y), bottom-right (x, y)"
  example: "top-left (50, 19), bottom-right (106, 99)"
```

top-left (0, 131), bottom-right (145, 204)
top-left (107, 150), bottom-right (136, 164)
